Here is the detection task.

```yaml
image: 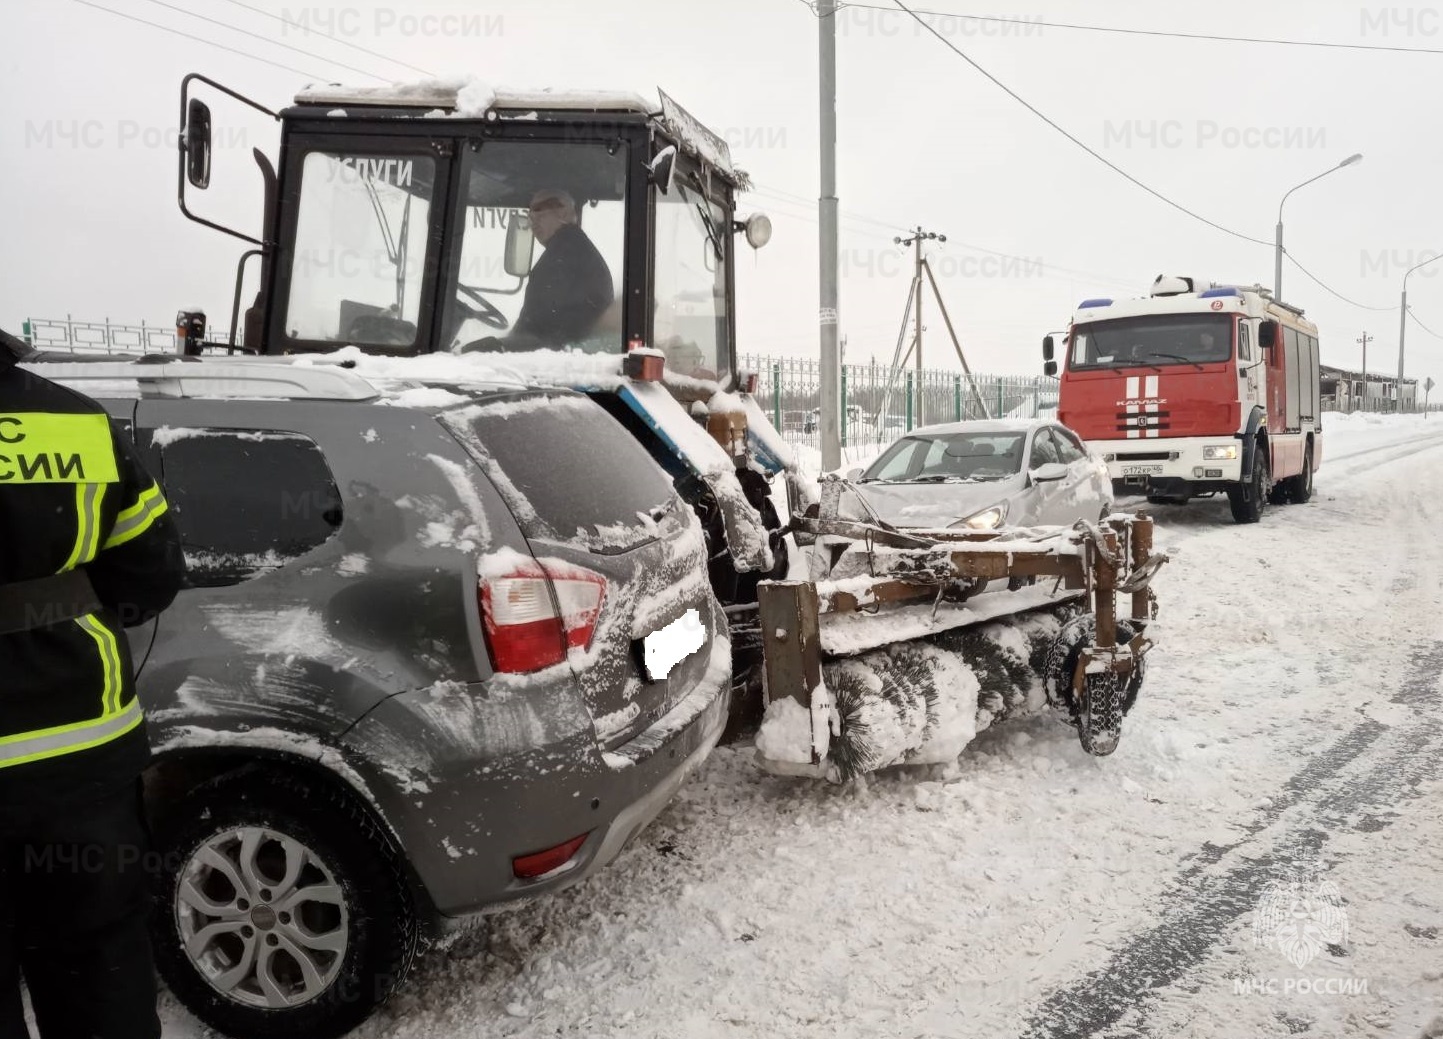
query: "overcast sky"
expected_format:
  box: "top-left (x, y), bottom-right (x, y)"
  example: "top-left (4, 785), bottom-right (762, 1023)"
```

top-left (4, 0), bottom-right (1442, 387)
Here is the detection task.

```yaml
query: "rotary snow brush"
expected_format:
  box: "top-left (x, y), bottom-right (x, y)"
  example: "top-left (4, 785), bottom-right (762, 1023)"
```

top-left (752, 510), bottom-right (1164, 781)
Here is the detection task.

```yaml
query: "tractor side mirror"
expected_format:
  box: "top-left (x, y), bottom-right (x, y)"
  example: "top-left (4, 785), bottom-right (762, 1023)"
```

top-left (1042, 334), bottom-right (1055, 361)
top-left (1043, 359), bottom-right (1058, 377)
top-left (1258, 320), bottom-right (1277, 351)
top-left (184, 98), bottom-right (213, 190)
top-left (503, 213), bottom-right (534, 278)
top-left (649, 145), bottom-right (678, 195)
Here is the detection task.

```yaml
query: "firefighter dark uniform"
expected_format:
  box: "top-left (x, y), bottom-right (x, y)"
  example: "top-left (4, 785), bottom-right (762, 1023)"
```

top-left (0, 329), bottom-right (185, 1038)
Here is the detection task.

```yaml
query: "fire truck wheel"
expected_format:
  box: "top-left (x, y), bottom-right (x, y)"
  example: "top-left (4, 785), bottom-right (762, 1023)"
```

top-left (1227, 446), bottom-right (1269, 524)
top-left (1287, 443), bottom-right (1315, 504)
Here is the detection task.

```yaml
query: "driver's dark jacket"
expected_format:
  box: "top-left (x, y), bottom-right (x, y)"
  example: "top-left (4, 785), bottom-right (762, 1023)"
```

top-left (512, 224), bottom-right (613, 345)
top-left (0, 331), bottom-right (185, 811)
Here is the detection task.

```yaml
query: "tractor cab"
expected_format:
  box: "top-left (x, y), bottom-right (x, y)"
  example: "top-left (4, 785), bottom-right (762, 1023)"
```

top-left (178, 75), bottom-right (771, 388)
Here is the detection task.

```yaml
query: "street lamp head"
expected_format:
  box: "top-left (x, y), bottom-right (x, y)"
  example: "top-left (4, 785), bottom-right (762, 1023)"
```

top-left (1339, 153), bottom-right (1363, 168)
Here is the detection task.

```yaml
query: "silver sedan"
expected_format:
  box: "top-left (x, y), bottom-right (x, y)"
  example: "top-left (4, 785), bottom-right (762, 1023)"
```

top-left (845, 418), bottom-right (1113, 530)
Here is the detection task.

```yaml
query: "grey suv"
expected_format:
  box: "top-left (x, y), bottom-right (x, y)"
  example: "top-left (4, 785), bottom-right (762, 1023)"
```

top-left (28, 355), bottom-right (729, 1039)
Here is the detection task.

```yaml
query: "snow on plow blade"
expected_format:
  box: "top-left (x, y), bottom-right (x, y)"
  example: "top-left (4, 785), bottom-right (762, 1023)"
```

top-left (754, 513), bottom-right (1166, 781)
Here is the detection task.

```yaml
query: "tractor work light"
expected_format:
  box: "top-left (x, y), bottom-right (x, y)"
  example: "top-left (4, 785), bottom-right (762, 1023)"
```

top-left (623, 342), bottom-right (665, 381)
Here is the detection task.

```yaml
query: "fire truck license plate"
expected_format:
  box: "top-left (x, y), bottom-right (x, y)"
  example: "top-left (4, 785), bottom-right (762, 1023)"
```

top-left (1122, 464), bottom-right (1164, 476)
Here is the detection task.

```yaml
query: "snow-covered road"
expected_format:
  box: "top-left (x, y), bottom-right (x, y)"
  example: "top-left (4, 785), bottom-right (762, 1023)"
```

top-left (164, 413), bottom-right (1443, 1039)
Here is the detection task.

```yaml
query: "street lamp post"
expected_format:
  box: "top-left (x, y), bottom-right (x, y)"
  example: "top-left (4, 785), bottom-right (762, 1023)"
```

top-left (1397, 252), bottom-right (1443, 413)
top-left (1274, 153), bottom-right (1364, 301)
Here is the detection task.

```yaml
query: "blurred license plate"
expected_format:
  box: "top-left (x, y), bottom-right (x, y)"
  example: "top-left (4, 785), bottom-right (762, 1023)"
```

top-left (1121, 464), bottom-right (1163, 476)
top-left (642, 608), bottom-right (705, 682)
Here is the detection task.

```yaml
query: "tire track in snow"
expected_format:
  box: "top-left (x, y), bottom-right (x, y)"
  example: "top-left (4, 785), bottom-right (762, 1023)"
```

top-left (1323, 423), bottom-right (1443, 466)
top-left (1019, 641), bottom-right (1443, 1039)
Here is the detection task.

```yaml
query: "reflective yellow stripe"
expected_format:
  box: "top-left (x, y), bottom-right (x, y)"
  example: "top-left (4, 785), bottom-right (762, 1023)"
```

top-left (0, 412), bottom-right (118, 484)
top-left (59, 481), bottom-right (106, 572)
top-left (0, 699), bottom-right (143, 769)
top-left (76, 613), bottom-right (124, 717)
top-left (0, 613), bottom-right (140, 769)
top-left (102, 481), bottom-right (168, 550)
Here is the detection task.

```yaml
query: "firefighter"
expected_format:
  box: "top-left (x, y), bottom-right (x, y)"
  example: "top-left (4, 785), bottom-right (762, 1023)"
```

top-left (0, 328), bottom-right (185, 1038)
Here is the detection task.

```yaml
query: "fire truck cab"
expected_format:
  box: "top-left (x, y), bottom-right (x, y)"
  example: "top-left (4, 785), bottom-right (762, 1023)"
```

top-left (1046, 275), bottom-right (1321, 524)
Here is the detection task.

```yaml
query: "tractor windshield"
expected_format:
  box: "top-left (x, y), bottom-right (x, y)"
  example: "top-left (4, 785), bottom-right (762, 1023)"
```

top-left (442, 140), bottom-right (627, 355)
top-left (284, 151), bottom-right (437, 348)
top-left (654, 176), bottom-right (731, 382)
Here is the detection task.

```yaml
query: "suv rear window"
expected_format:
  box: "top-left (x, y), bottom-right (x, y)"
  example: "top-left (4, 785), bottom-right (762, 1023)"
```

top-left (150, 428), bottom-right (342, 587)
top-left (441, 394), bottom-right (677, 549)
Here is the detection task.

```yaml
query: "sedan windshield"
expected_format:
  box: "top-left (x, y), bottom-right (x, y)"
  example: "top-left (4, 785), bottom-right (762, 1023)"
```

top-left (1069, 314), bottom-right (1233, 370)
top-left (861, 432), bottom-right (1026, 483)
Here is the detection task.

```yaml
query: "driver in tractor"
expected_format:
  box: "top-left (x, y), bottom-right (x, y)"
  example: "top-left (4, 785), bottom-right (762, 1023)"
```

top-left (462, 188), bottom-right (613, 352)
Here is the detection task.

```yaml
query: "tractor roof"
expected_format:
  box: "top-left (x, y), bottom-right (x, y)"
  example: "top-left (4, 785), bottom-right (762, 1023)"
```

top-left (292, 79), bottom-right (746, 187)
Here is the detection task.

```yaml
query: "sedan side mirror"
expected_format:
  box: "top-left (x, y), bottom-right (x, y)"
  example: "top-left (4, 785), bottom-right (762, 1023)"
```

top-left (845, 467), bottom-right (862, 481)
top-left (1029, 462), bottom-right (1069, 483)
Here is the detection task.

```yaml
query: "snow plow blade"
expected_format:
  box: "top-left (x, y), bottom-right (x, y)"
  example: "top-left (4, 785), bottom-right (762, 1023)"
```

top-left (754, 513), bottom-right (1165, 780)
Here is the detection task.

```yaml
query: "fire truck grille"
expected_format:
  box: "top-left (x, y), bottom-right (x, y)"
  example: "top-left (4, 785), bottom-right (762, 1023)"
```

top-left (1115, 411), bottom-right (1171, 434)
top-left (1112, 451), bottom-right (1171, 462)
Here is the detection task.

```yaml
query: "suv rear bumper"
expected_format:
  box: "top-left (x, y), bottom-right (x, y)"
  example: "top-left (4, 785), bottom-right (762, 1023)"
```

top-left (341, 615), bottom-right (731, 923)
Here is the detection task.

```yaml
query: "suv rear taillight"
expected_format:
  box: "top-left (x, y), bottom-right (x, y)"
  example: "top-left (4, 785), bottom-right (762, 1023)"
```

top-left (479, 559), bottom-right (606, 673)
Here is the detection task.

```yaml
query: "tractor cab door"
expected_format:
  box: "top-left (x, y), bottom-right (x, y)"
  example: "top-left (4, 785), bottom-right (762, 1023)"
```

top-left (267, 134), bottom-right (452, 356)
top-left (649, 155), bottom-right (735, 385)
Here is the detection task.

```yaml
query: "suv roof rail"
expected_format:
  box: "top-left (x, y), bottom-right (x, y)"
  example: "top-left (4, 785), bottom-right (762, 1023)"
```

top-left (19, 358), bottom-right (381, 401)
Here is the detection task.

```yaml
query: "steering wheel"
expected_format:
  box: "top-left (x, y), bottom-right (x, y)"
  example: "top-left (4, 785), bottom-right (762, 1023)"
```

top-left (455, 283), bottom-right (509, 331)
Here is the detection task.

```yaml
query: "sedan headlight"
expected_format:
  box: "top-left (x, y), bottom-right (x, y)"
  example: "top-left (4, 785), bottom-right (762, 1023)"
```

top-left (1202, 445), bottom-right (1238, 460)
top-left (951, 502), bottom-right (1008, 530)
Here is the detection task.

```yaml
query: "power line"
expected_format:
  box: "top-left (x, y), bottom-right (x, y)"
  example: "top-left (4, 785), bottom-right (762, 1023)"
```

top-left (816, 1), bottom-right (1443, 57)
top-left (135, 0), bottom-right (388, 81)
top-left (887, 0), bottom-right (1271, 249)
top-left (1408, 306), bottom-right (1443, 341)
top-left (213, 0), bottom-right (436, 76)
top-left (1283, 250), bottom-right (1396, 312)
top-left (749, 183), bottom-right (1138, 288)
top-left (71, 0), bottom-right (323, 78)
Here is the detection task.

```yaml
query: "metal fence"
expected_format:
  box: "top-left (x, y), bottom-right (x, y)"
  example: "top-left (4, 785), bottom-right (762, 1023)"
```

top-left (740, 353), bottom-right (1058, 453)
top-left (21, 316), bottom-right (230, 356)
top-left (20, 317), bottom-right (1053, 452)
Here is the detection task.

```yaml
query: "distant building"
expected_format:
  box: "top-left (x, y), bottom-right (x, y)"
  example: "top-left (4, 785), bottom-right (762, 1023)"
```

top-left (1320, 364), bottom-right (1416, 413)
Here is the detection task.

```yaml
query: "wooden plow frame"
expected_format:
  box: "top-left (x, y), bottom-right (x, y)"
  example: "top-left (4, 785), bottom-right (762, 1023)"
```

top-left (758, 512), bottom-right (1165, 766)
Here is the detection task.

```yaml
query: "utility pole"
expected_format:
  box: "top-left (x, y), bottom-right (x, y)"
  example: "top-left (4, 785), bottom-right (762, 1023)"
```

top-left (817, 0), bottom-right (840, 471)
top-left (1357, 331), bottom-right (1372, 412)
top-left (874, 226), bottom-right (989, 425)
top-left (896, 226), bottom-right (943, 423)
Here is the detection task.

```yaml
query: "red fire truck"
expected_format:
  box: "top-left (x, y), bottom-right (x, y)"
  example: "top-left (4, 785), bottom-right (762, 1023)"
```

top-left (1045, 275), bottom-right (1321, 524)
